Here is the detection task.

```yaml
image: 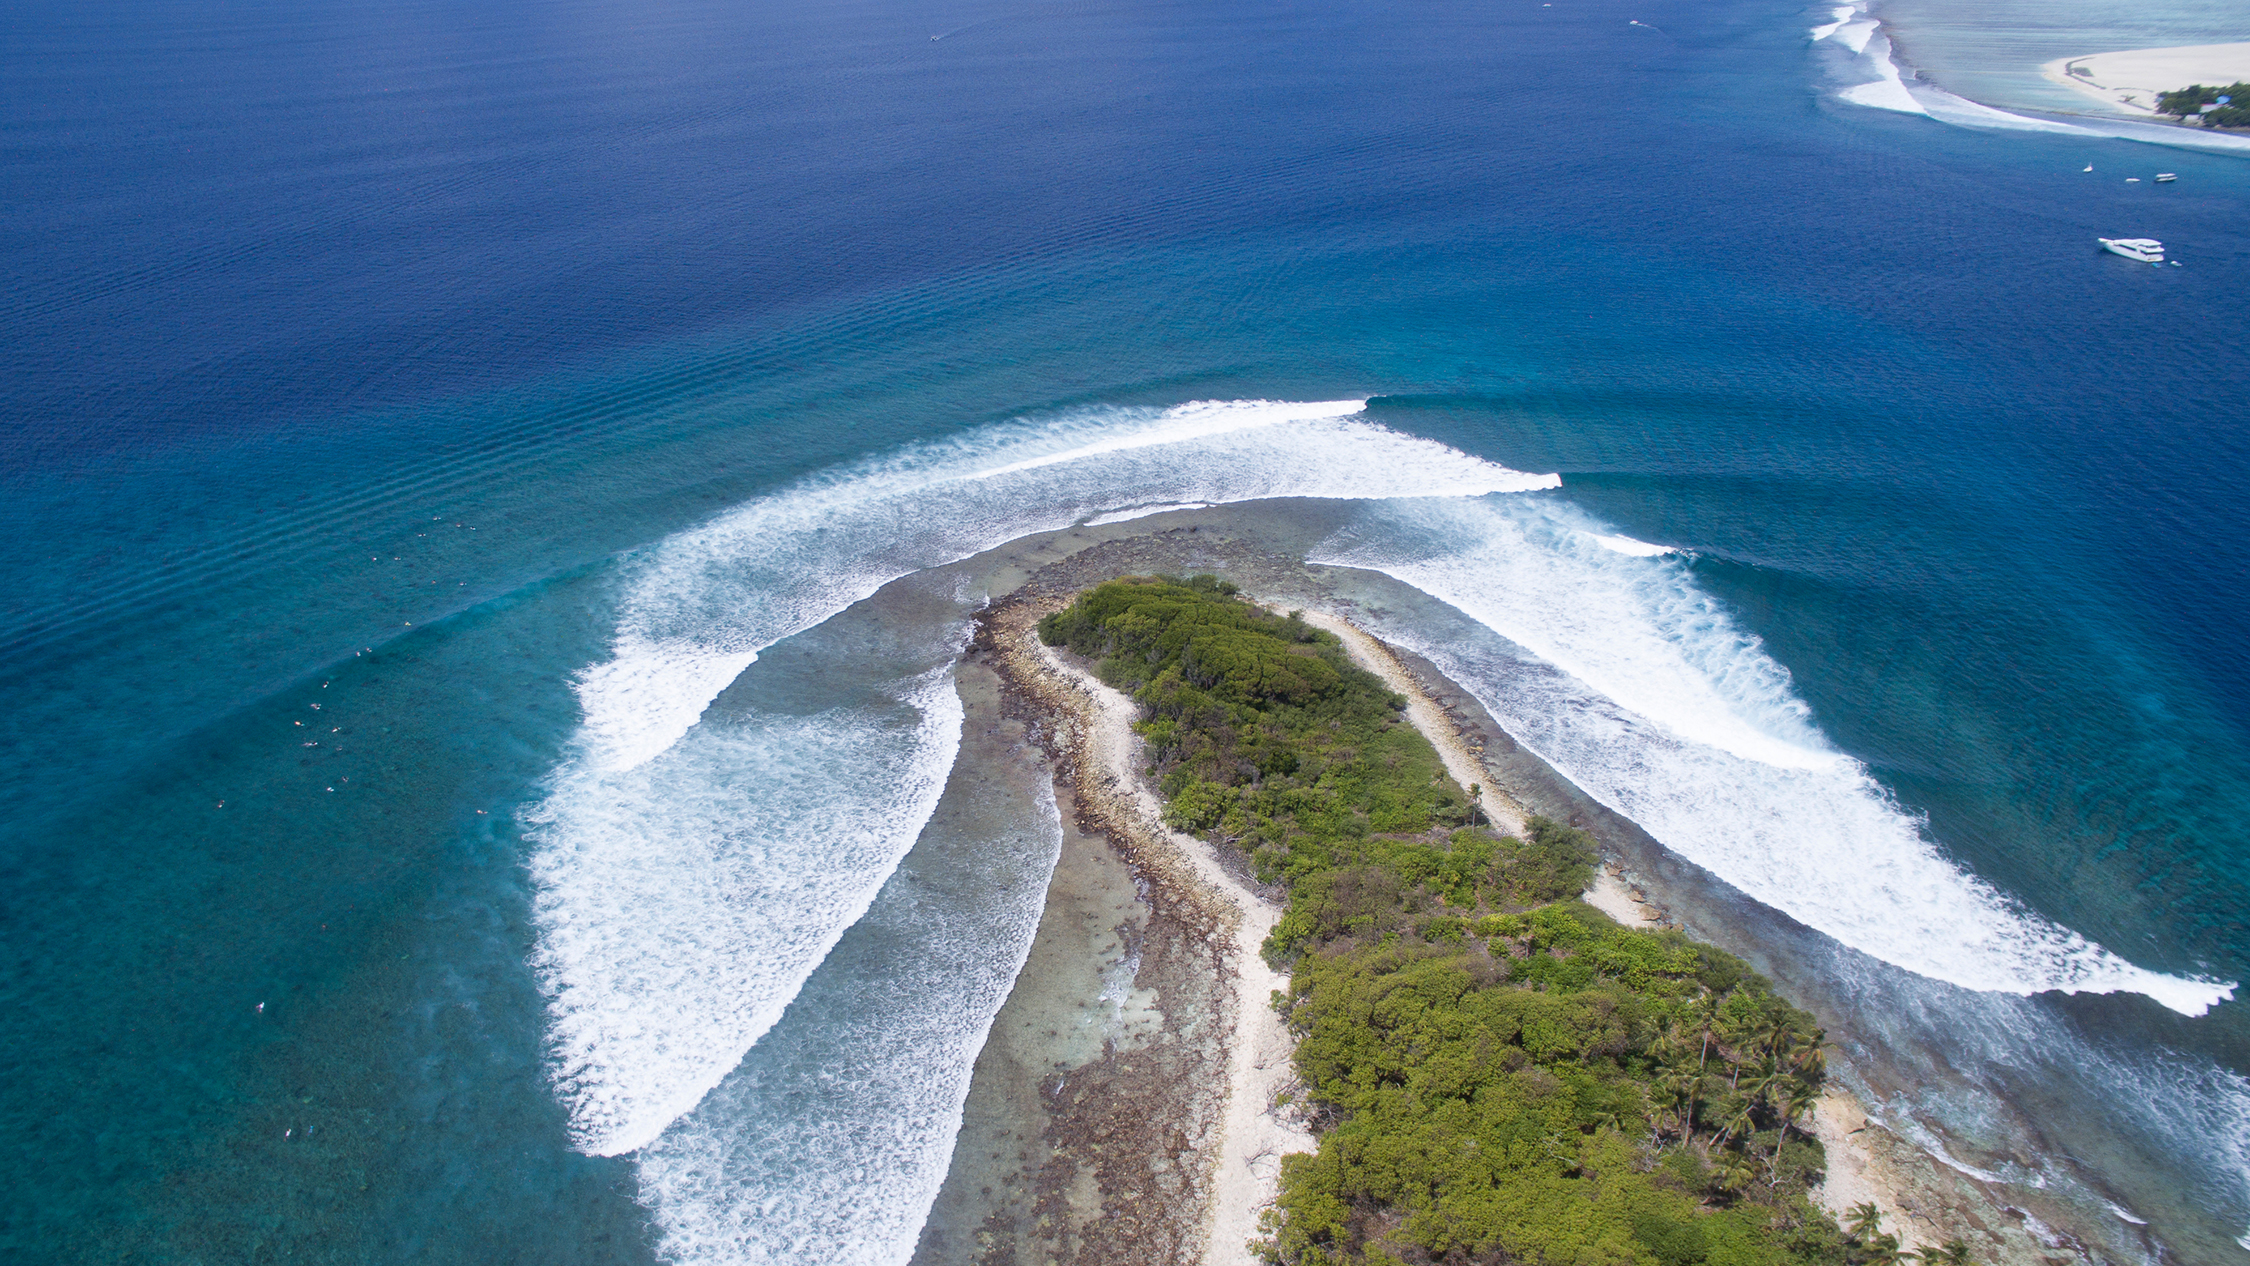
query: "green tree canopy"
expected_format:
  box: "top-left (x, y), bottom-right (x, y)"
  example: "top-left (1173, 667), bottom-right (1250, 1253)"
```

top-left (1038, 578), bottom-right (1859, 1265)
top-left (2155, 82), bottom-right (2250, 127)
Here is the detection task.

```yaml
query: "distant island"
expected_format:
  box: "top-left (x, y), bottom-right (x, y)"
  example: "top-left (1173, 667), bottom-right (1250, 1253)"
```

top-left (2155, 82), bottom-right (2249, 128)
top-left (934, 520), bottom-right (2074, 1266)
top-left (2041, 42), bottom-right (2250, 121)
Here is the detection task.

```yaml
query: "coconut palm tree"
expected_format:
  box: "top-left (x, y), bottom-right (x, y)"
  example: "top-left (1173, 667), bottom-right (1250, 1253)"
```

top-left (1738, 1058), bottom-right (1786, 1110)
top-left (1682, 1066), bottom-right (1725, 1144)
top-left (1782, 1020), bottom-right (1827, 1069)
top-left (1713, 1154), bottom-right (1760, 1200)
top-left (1862, 1232), bottom-right (1913, 1266)
top-left (1648, 1074), bottom-right (1689, 1146)
top-left (1716, 1095), bottom-right (1759, 1148)
top-left (1767, 1081), bottom-right (1818, 1186)
top-left (1748, 1004), bottom-right (1794, 1063)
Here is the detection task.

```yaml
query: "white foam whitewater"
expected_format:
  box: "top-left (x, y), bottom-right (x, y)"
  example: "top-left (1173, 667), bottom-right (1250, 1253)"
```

top-left (567, 399), bottom-right (1553, 776)
top-left (635, 780), bottom-right (1066, 1266)
top-left (529, 666), bottom-right (965, 1158)
top-left (1808, 5), bottom-right (1929, 116)
top-left (529, 398), bottom-right (1562, 1162)
top-left (530, 400), bottom-right (2240, 1263)
top-left (1320, 495), bottom-right (2235, 1016)
top-left (1590, 531), bottom-right (1674, 557)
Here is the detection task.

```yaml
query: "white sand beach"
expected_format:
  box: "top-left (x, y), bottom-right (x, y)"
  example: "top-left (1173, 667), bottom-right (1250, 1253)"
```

top-left (1807, 1090), bottom-right (1932, 1256)
top-left (2040, 42), bottom-right (2250, 115)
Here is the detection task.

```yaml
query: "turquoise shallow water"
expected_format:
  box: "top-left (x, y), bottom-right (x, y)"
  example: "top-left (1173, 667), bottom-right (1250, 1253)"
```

top-left (3, 0), bottom-right (2249, 1260)
top-left (1871, 0), bottom-right (2245, 117)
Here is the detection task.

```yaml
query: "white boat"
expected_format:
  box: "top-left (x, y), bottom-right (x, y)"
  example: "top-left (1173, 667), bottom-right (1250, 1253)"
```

top-left (2155, 173), bottom-right (2177, 182)
top-left (2098, 237), bottom-right (2164, 262)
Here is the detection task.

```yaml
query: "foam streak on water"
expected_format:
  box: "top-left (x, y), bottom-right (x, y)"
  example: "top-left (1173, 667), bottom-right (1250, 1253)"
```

top-left (1319, 495), bottom-right (2235, 1015)
top-left (1807, 0), bottom-right (2250, 152)
top-left (571, 399), bottom-right (1556, 775)
top-left (634, 777), bottom-right (1065, 1266)
top-left (530, 401), bottom-right (1561, 1160)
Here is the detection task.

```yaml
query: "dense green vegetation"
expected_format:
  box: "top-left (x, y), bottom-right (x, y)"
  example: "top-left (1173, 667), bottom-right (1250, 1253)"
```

top-left (1040, 572), bottom-right (1460, 866)
top-left (2155, 82), bottom-right (2249, 128)
top-left (1041, 578), bottom-right (1964, 1266)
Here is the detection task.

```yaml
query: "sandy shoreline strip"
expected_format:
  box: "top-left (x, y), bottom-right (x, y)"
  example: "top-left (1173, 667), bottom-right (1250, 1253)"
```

top-left (1286, 608), bottom-right (1530, 839)
top-left (1298, 608), bottom-right (1944, 1253)
top-left (1300, 605), bottom-right (2057, 1262)
top-left (1295, 606), bottom-right (1670, 934)
top-left (2039, 42), bottom-right (2250, 115)
top-left (1295, 606), bottom-right (1943, 1251)
top-left (1002, 605), bottom-right (1312, 1264)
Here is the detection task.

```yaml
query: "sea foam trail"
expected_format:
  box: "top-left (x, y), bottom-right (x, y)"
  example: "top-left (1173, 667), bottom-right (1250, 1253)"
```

top-left (636, 777), bottom-right (1065, 1266)
top-left (571, 399), bottom-right (1554, 774)
top-left (532, 400), bottom-right (1561, 1158)
top-left (529, 667), bottom-right (965, 1158)
top-left (1319, 496), bottom-right (2235, 1016)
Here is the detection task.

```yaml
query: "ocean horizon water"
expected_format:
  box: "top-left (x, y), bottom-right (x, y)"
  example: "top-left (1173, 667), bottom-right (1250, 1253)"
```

top-left (3, 0), bottom-right (2246, 1262)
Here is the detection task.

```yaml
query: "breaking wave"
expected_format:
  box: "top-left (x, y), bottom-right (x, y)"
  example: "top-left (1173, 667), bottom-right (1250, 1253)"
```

top-left (529, 399), bottom-right (1559, 1158)
top-left (1809, 0), bottom-right (2250, 153)
top-left (526, 398), bottom-right (2228, 1266)
top-left (528, 667), bottom-right (965, 1158)
top-left (569, 399), bottom-right (1553, 775)
top-left (635, 780), bottom-right (1065, 1265)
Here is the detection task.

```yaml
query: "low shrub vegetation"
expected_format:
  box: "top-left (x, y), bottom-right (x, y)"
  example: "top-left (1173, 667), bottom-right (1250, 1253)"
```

top-left (1041, 577), bottom-right (1949, 1266)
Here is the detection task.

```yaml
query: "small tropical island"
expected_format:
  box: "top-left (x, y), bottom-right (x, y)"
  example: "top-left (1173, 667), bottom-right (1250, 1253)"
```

top-left (1026, 575), bottom-right (1967, 1266)
top-left (2041, 43), bottom-right (2250, 120)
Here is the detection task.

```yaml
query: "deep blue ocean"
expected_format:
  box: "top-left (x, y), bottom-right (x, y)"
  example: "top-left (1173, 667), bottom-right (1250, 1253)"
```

top-left (4, 0), bottom-right (2247, 1261)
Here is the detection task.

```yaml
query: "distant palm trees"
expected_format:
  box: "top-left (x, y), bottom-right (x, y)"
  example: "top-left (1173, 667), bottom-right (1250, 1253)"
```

top-left (1841, 1202), bottom-right (1977, 1266)
top-left (1845, 1203), bottom-right (1908, 1265)
top-left (1845, 1202), bottom-right (1885, 1244)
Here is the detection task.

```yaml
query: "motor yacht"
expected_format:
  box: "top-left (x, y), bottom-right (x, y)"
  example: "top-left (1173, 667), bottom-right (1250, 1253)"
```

top-left (2098, 237), bottom-right (2163, 263)
top-left (2155, 173), bottom-right (2177, 182)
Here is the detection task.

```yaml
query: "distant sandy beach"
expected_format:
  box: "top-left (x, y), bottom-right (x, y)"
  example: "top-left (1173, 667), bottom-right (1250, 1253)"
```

top-left (2040, 42), bottom-right (2250, 115)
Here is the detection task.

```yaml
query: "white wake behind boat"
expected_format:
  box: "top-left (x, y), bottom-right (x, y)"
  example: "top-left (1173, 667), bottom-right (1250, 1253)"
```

top-left (2099, 237), bottom-right (2164, 263)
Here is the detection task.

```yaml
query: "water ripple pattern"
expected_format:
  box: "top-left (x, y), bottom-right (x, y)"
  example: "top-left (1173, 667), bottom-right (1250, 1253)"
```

top-left (1319, 495), bottom-right (2235, 1016)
